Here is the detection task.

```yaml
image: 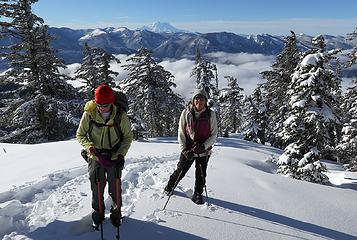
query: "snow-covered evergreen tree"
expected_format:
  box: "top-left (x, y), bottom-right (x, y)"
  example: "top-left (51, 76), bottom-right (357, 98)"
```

top-left (0, 0), bottom-right (82, 143)
top-left (243, 85), bottom-right (268, 144)
top-left (75, 43), bottom-right (120, 100)
top-left (261, 31), bottom-right (301, 148)
top-left (346, 28), bottom-right (357, 67)
top-left (219, 76), bottom-right (244, 136)
top-left (122, 47), bottom-right (184, 137)
top-left (336, 28), bottom-right (357, 170)
top-left (277, 35), bottom-right (342, 183)
top-left (337, 81), bottom-right (357, 169)
top-left (191, 48), bottom-right (218, 98)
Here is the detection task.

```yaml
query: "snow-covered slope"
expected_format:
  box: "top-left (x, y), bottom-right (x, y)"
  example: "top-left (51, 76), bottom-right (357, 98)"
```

top-left (138, 22), bottom-right (191, 34)
top-left (0, 136), bottom-right (356, 239)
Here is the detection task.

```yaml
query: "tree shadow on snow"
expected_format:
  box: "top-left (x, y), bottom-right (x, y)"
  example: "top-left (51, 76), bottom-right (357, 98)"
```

top-left (337, 182), bottom-right (357, 191)
top-left (23, 215), bottom-right (206, 240)
top-left (216, 137), bottom-right (283, 156)
top-left (209, 196), bottom-right (356, 240)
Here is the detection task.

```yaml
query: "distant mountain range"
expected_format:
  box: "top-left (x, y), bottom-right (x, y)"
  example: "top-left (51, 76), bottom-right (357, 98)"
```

top-left (0, 22), bottom-right (355, 69)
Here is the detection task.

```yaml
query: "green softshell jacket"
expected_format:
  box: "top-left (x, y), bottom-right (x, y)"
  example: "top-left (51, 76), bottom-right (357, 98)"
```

top-left (76, 100), bottom-right (133, 161)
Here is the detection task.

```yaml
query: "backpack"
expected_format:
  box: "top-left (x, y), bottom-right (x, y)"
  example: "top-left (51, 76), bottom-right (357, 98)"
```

top-left (114, 91), bottom-right (129, 113)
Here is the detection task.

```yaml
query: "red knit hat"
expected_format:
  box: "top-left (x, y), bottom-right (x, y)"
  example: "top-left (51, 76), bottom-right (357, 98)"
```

top-left (94, 84), bottom-right (115, 104)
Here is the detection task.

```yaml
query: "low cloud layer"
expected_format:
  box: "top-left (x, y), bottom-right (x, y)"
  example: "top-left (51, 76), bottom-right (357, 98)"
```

top-left (158, 53), bottom-right (275, 100)
top-left (62, 52), bottom-right (353, 102)
top-left (63, 52), bottom-right (275, 100)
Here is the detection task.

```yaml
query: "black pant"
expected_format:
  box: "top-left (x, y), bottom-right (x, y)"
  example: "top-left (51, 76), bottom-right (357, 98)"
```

top-left (167, 152), bottom-right (210, 194)
top-left (88, 160), bottom-right (122, 221)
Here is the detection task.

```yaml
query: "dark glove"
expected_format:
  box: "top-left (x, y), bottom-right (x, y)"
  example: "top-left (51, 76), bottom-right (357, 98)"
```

top-left (192, 144), bottom-right (206, 154)
top-left (97, 153), bottom-right (116, 168)
top-left (81, 149), bottom-right (89, 162)
top-left (88, 146), bottom-right (96, 155)
top-left (116, 154), bottom-right (125, 170)
top-left (182, 150), bottom-right (194, 160)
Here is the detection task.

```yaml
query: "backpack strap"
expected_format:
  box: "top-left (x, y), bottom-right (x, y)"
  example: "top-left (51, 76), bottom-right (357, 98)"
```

top-left (110, 108), bottom-right (124, 153)
top-left (88, 108), bottom-right (124, 154)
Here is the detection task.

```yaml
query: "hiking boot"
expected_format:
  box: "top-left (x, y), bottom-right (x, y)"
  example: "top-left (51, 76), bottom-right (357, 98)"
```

top-left (110, 207), bottom-right (122, 227)
top-left (92, 210), bottom-right (104, 226)
top-left (92, 222), bottom-right (100, 231)
top-left (164, 185), bottom-right (173, 196)
top-left (191, 192), bottom-right (204, 205)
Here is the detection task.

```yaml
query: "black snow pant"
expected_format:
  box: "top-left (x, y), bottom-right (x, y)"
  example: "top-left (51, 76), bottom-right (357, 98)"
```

top-left (88, 160), bottom-right (122, 223)
top-left (167, 152), bottom-right (210, 194)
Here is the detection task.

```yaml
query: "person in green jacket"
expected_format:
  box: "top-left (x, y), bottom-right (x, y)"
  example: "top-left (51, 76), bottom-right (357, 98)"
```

top-left (76, 84), bottom-right (133, 229)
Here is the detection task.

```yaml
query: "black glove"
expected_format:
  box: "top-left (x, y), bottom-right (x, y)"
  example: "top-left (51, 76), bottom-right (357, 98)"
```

top-left (192, 144), bottom-right (206, 154)
top-left (116, 154), bottom-right (125, 169)
top-left (182, 150), bottom-right (194, 160)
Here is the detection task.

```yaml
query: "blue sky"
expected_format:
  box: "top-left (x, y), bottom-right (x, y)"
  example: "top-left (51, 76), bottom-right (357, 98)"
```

top-left (32, 0), bottom-right (357, 35)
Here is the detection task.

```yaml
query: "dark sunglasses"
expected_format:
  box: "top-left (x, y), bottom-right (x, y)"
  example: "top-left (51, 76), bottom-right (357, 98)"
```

top-left (96, 103), bottom-right (111, 108)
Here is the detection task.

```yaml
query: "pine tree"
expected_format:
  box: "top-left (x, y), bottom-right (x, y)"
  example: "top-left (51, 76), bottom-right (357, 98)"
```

top-left (261, 31), bottom-right (301, 148)
top-left (277, 35), bottom-right (342, 183)
top-left (191, 48), bottom-right (217, 98)
top-left (0, 0), bottom-right (82, 143)
top-left (243, 85), bottom-right (268, 144)
top-left (346, 28), bottom-right (357, 67)
top-left (337, 80), bottom-right (357, 169)
top-left (75, 43), bottom-right (120, 100)
top-left (336, 28), bottom-right (357, 169)
top-left (219, 76), bottom-right (244, 136)
top-left (122, 47), bottom-right (184, 137)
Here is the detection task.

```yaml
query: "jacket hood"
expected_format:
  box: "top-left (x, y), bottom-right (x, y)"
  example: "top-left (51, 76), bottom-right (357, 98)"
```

top-left (192, 88), bottom-right (208, 101)
top-left (84, 100), bottom-right (97, 113)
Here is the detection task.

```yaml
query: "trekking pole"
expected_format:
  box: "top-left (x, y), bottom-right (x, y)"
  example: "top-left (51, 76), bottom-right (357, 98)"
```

top-left (163, 151), bottom-right (193, 210)
top-left (162, 168), bottom-right (184, 210)
top-left (199, 155), bottom-right (210, 206)
top-left (96, 168), bottom-right (104, 240)
top-left (115, 167), bottom-right (121, 240)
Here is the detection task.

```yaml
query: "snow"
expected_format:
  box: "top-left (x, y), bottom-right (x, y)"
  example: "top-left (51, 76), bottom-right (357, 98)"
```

top-left (139, 22), bottom-right (190, 33)
top-left (301, 53), bottom-right (324, 67)
top-left (291, 99), bottom-right (306, 108)
top-left (79, 29), bottom-right (107, 41)
top-left (0, 136), bottom-right (356, 240)
top-left (113, 27), bottom-right (128, 33)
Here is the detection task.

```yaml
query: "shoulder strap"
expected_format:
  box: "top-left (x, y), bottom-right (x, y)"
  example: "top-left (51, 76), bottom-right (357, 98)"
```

top-left (109, 108), bottom-right (125, 153)
top-left (113, 108), bottom-right (124, 141)
top-left (87, 109), bottom-right (124, 152)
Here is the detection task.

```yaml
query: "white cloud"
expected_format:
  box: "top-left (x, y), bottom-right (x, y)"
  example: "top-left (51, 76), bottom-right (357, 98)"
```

top-left (161, 53), bottom-right (275, 100)
top-left (62, 52), bottom-right (355, 101)
top-left (63, 53), bottom-right (275, 100)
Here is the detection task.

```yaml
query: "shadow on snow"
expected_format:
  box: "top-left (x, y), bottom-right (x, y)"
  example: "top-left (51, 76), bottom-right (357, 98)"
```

top-left (23, 216), bottom-right (206, 240)
top-left (206, 196), bottom-right (356, 240)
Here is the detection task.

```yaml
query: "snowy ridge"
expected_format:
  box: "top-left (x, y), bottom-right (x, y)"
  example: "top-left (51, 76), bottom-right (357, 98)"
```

top-left (0, 137), bottom-right (356, 239)
top-left (138, 22), bottom-right (191, 33)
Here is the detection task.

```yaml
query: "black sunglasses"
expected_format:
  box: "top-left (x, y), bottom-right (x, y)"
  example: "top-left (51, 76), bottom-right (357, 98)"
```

top-left (96, 103), bottom-right (111, 108)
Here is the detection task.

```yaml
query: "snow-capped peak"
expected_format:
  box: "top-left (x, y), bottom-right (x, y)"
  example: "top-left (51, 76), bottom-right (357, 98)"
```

top-left (79, 28), bottom-right (107, 41)
top-left (138, 21), bottom-right (190, 33)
